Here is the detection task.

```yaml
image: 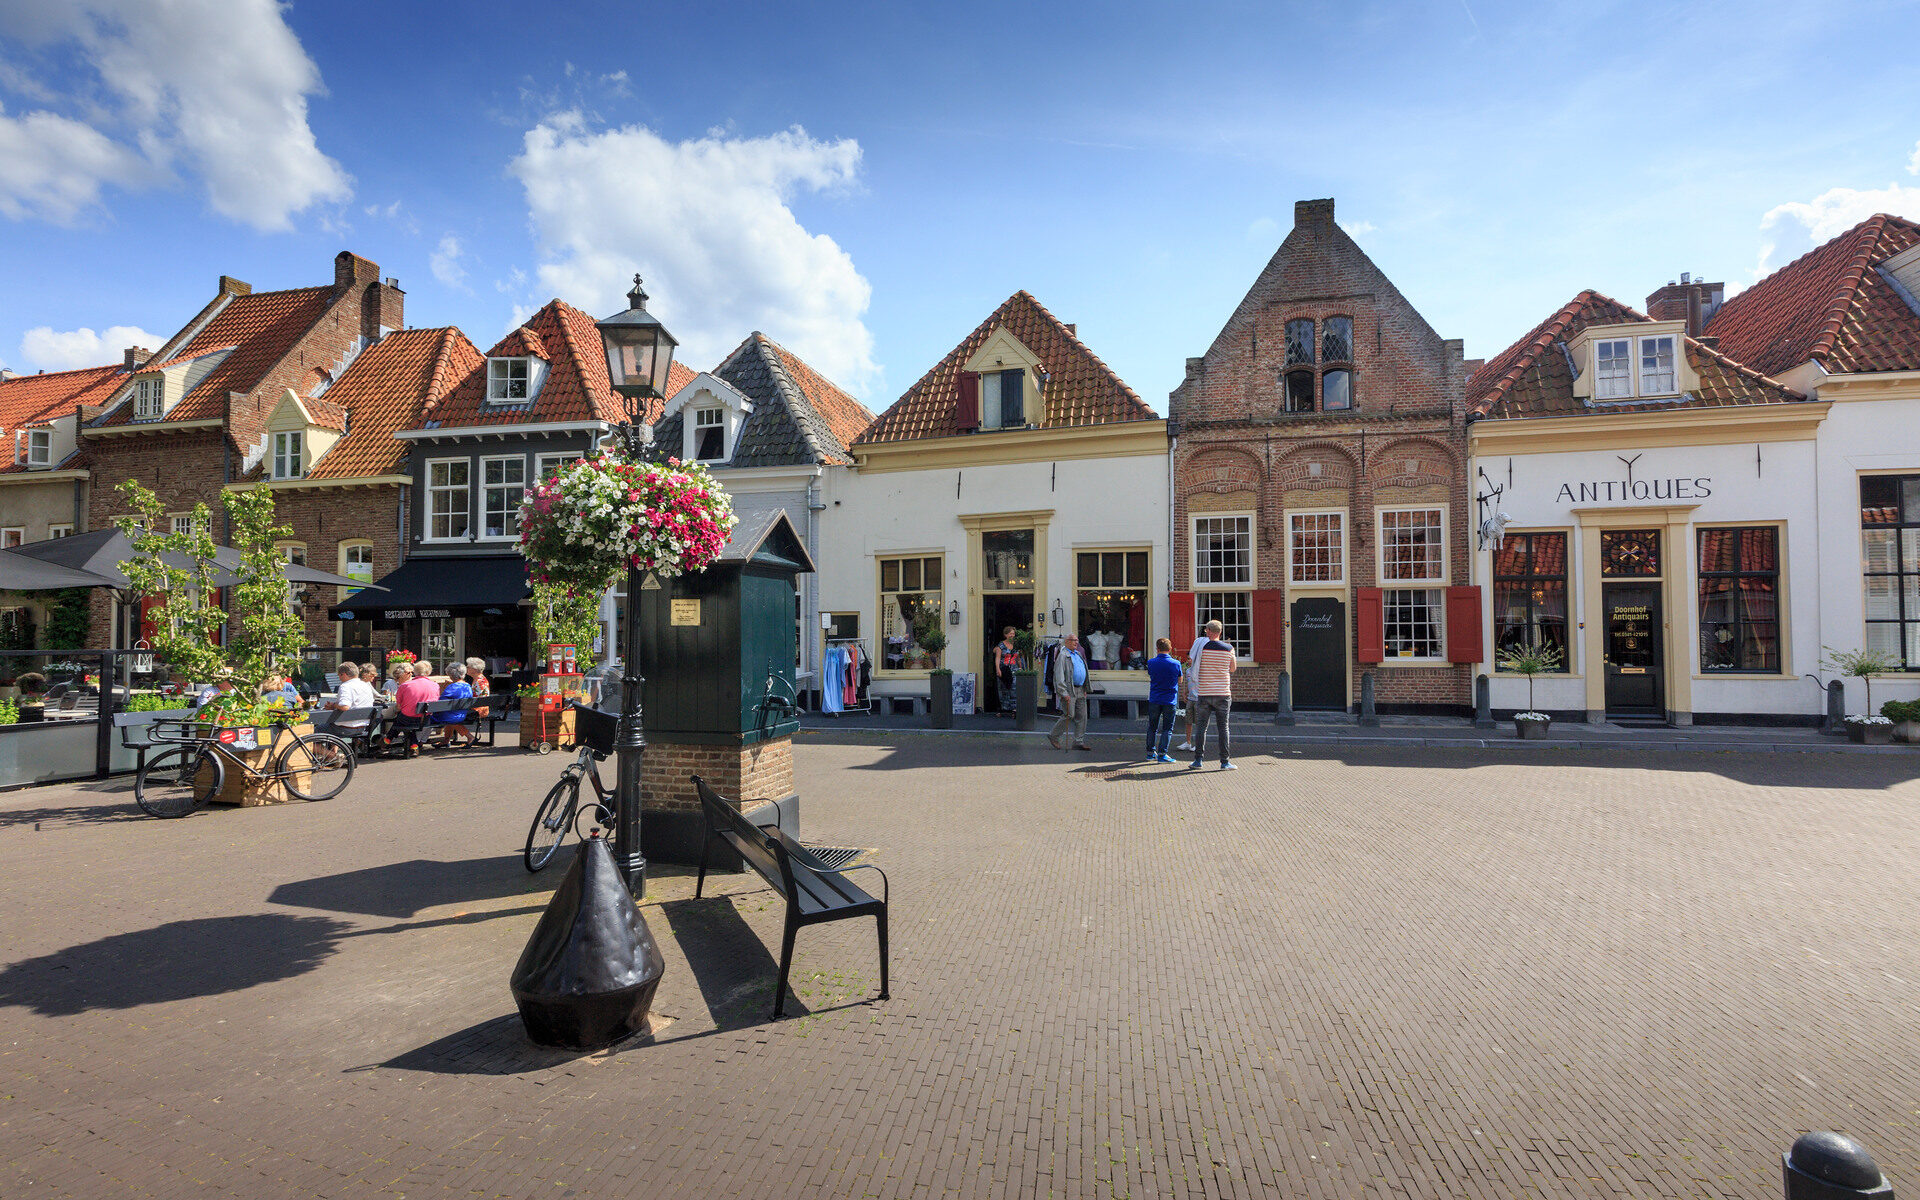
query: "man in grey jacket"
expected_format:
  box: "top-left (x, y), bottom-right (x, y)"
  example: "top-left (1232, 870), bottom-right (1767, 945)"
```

top-left (1048, 633), bottom-right (1092, 751)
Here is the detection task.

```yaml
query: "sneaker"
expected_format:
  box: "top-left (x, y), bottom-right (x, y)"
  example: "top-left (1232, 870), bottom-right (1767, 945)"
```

top-left (1219, 761), bottom-right (1237, 770)
top-left (1176, 741), bottom-right (1193, 752)
top-left (1187, 759), bottom-right (1203, 771)
top-left (1156, 753), bottom-right (1175, 764)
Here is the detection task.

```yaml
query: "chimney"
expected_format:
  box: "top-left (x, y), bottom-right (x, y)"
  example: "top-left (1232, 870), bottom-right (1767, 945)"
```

top-left (123, 346), bottom-right (152, 371)
top-left (0, 369), bottom-right (17, 382)
top-left (336, 250), bottom-right (381, 294)
top-left (1294, 197), bottom-right (1336, 231)
top-left (219, 275), bottom-right (252, 297)
top-left (1064, 323), bottom-right (1076, 337)
top-left (1645, 274), bottom-right (1724, 337)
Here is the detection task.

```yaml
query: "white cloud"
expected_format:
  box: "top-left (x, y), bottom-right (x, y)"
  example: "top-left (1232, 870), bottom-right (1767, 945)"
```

top-left (510, 115), bottom-right (876, 393)
top-left (1245, 216), bottom-right (1279, 243)
top-left (19, 324), bottom-right (165, 371)
top-left (0, 103), bottom-right (154, 223)
top-left (1756, 180), bottom-right (1920, 277)
top-left (430, 234), bottom-right (470, 290)
top-left (0, 0), bottom-right (350, 230)
top-left (1340, 219), bottom-right (1377, 238)
top-left (1909, 140), bottom-right (1920, 176)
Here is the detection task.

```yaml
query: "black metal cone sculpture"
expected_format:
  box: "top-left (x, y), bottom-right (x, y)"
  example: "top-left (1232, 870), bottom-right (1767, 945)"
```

top-left (510, 834), bottom-right (666, 1050)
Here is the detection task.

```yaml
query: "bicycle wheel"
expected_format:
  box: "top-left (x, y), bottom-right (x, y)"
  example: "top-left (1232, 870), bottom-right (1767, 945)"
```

top-left (525, 772), bottom-right (581, 873)
top-left (278, 732), bottom-right (356, 801)
top-left (136, 746), bottom-right (222, 819)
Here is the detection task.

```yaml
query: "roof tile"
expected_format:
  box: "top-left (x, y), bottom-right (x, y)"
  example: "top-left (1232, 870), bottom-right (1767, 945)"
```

top-left (0, 363), bottom-right (125, 473)
top-left (304, 328), bottom-right (481, 479)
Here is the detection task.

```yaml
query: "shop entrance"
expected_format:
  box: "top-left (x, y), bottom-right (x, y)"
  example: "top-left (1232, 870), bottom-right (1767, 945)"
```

top-left (1290, 597), bottom-right (1346, 711)
top-left (1603, 584), bottom-right (1664, 719)
top-left (981, 594), bottom-right (1034, 712)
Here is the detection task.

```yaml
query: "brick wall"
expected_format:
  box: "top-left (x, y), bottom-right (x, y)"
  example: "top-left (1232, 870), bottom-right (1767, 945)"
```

top-left (642, 738), bottom-right (795, 814)
top-left (83, 429), bottom-right (230, 645)
top-left (268, 484), bottom-right (404, 645)
top-left (1169, 197), bottom-right (1473, 711)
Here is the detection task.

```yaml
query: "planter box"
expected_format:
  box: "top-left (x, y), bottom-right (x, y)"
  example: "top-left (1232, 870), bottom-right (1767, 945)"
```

top-left (929, 676), bottom-right (954, 729)
top-left (1894, 720), bottom-right (1920, 744)
top-left (1014, 673), bottom-right (1039, 732)
top-left (1515, 717), bottom-right (1551, 740)
top-left (206, 721), bottom-right (313, 806)
top-left (1847, 721), bottom-right (1894, 745)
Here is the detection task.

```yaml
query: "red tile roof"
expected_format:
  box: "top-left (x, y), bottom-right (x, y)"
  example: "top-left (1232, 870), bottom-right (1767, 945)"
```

top-left (94, 286), bottom-right (335, 427)
top-left (760, 336), bottom-right (875, 460)
top-left (0, 363), bottom-right (125, 473)
top-left (1467, 291), bottom-right (1804, 419)
top-left (1707, 213), bottom-right (1920, 376)
top-left (420, 298), bottom-right (696, 428)
top-left (858, 291), bottom-right (1151, 444)
top-left (305, 327), bottom-right (482, 479)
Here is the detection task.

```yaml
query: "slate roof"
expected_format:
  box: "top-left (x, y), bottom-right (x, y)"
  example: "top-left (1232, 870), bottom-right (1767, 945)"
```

top-left (0, 363), bottom-right (125, 474)
top-left (855, 291), bottom-right (1152, 444)
top-left (654, 333), bottom-right (874, 468)
top-left (1467, 291), bottom-right (1804, 420)
top-left (92, 286), bottom-right (336, 429)
top-left (302, 328), bottom-right (482, 480)
top-left (420, 298), bottom-right (696, 429)
top-left (1707, 213), bottom-right (1920, 377)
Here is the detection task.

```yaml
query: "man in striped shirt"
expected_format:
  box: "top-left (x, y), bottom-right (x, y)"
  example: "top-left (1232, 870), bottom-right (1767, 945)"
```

top-left (1188, 620), bottom-right (1237, 771)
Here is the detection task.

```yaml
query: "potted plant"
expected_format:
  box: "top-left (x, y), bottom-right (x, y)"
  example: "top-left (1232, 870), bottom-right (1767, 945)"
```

top-left (15, 671), bottom-right (47, 723)
top-left (928, 667), bottom-right (954, 728)
top-left (1496, 640), bottom-right (1562, 739)
top-left (1880, 699), bottom-right (1920, 744)
top-left (1823, 646), bottom-right (1901, 744)
top-left (1012, 627), bottom-right (1040, 731)
top-left (0, 698), bottom-right (17, 726)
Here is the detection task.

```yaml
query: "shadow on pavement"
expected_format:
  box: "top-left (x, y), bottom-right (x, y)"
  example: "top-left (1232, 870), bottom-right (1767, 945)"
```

top-left (659, 892), bottom-right (797, 1029)
top-left (268, 855), bottom-right (547, 918)
top-left (371, 1012), bottom-right (604, 1076)
top-left (0, 799), bottom-right (151, 830)
top-left (0, 912), bottom-right (351, 1016)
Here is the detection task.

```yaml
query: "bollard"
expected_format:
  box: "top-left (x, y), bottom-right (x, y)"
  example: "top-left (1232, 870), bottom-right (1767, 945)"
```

top-left (1824, 680), bottom-right (1847, 735)
top-left (1358, 671), bottom-right (1380, 727)
top-left (1783, 1131), bottom-right (1893, 1199)
top-left (1473, 673), bottom-right (1495, 729)
top-left (1273, 670), bottom-right (1296, 726)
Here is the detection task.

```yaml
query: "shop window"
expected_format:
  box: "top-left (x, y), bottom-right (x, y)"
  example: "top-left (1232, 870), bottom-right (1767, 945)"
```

top-left (983, 529), bottom-right (1035, 590)
top-left (1379, 508), bottom-right (1445, 584)
top-left (1322, 368), bottom-right (1352, 411)
top-left (1288, 512), bottom-right (1344, 586)
top-left (1284, 370), bottom-right (1315, 413)
top-left (1493, 531), bottom-right (1569, 668)
top-left (1600, 528), bottom-right (1660, 577)
top-left (1321, 317), bottom-right (1353, 364)
top-left (1698, 527), bottom-right (1779, 673)
top-left (879, 554), bottom-right (943, 669)
top-left (1193, 514), bottom-right (1252, 658)
top-left (1196, 592), bottom-right (1251, 659)
top-left (1075, 549), bottom-right (1149, 671)
top-left (1285, 319), bottom-right (1314, 366)
top-left (1594, 338), bottom-right (1633, 400)
top-left (1861, 475), bottom-right (1920, 668)
top-left (482, 455), bottom-right (527, 538)
top-left (427, 459), bottom-right (470, 540)
top-left (1382, 589), bottom-right (1443, 660)
top-left (1639, 335), bottom-right (1677, 396)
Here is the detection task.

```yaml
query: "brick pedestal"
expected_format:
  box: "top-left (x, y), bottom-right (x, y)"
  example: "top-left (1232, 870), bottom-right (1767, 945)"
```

top-left (640, 736), bottom-right (794, 865)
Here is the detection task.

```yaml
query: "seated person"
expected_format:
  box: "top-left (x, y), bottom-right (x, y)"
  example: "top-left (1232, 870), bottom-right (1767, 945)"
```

top-left (388, 663), bottom-right (440, 756)
top-left (330, 661), bottom-right (377, 733)
top-left (257, 673), bottom-right (302, 712)
top-left (464, 657), bottom-right (491, 719)
top-left (430, 661), bottom-right (476, 746)
top-left (194, 668), bottom-right (239, 708)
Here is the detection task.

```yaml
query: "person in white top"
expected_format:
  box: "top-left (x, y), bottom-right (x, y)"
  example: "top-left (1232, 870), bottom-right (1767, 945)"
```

top-left (1176, 631), bottom-right (1209, 751)
top-left (330, 662), bottom-right (378, 730)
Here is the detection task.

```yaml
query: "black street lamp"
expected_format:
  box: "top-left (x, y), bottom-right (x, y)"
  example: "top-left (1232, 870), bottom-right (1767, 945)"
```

top-left (596, 274), bottom-right (679, 898)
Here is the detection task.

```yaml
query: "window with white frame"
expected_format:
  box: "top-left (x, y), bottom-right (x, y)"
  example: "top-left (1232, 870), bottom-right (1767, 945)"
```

top-left (279, 543), bottom-right (306, 603)
top-left (1639, 335), bottom-right (1677, 396)
top-left (272, 430), bottom-right (303, 479)
top-left (1382, 589), bottom-right (1444, 660)
top-left (1379, 506), bottom-right (1446, 661)
top-left (1288, 511), bottom-right (1345, 585)
top-left (537, 452), bottom-right (577, 481)
top-left (133, 376), bottom-right (163, 419)
top-left (170, 513), bottom-right (198, 537)
top-left (47, 524), bottom-right (73, 539)
top-left (339, 541), bottom-right (373, 599)
top-left (1594, 338), bottom-right (1633, 400)
top-left (482, 455), bottom-right (526, 538)
top-left (980, 368), bottom-right (1026, 429)
top-left (692, 407), bottom-right (725, 461)
top-left (1193, 514), bottom-right (1253, 658)
top-left (879, 555), bottom-right (944, 669)
top-left (427, 459), bottom-right (470, 540)
top-left (1, 528), bottom-right (23, 548)
top-left (26, 429), bottom-right (50, 466)
top-left (487, 358), bottom-right (532, 402)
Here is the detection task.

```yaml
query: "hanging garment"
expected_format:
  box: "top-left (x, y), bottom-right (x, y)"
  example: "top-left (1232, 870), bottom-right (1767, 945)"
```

top-left (859, 651), bottom-right (872, 692)
top-left (843, 644), bottom-right (859, 708)
top-left (822, 647), bottom-right (845, 713)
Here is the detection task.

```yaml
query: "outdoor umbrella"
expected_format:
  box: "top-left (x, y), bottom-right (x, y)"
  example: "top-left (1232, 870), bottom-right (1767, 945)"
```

top-left (285, 562), bottom-right (386, 591)
top-left (0, 547), bottom-right (124, 591)
top-left (8, 527), bottom-right (240, 588)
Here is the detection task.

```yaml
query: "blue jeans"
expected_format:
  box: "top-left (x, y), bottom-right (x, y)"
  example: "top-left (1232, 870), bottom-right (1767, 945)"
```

top-left (1145, 702), bottom-right (1177, 756)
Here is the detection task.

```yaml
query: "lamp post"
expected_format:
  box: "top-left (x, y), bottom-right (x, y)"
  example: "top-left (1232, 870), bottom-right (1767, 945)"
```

top-left (596, 274), bottom-right (679, 898)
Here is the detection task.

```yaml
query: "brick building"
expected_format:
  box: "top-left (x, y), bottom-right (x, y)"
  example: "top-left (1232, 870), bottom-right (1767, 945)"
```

top-left (1168, 199), bottom-right (1476, 714)
top-left (77, 252), bottom-right (404, 646)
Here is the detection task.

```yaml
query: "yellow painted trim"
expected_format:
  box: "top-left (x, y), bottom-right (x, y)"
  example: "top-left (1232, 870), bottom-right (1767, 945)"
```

top-left (0, 470), bottom-right (88, 485)
top-left (225, 475), bottom-right (410, 491)
top-left (853, 419), bottom-right (1166, 473)
top-left (1469, 402), bottom-right (1828, 455)
top-left (957, 512), bottom-right (1052, 681)
top-left (1817, 371), bottom-right (1920, 401)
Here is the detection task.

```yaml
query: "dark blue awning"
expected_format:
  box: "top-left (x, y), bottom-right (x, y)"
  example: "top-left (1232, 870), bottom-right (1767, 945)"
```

top-left (328, 556), bottom-right (529, 621)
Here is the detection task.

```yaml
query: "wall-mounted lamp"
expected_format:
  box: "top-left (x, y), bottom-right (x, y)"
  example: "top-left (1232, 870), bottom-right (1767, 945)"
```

top-left (1051, 599), bottom-right (1065, 627)
top-left (947, 600), bottom-right (961, 625)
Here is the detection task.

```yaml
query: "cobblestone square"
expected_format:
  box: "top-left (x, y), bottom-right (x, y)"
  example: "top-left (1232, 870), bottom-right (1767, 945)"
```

top-left (2, 736), bottom-right (1917, 1198)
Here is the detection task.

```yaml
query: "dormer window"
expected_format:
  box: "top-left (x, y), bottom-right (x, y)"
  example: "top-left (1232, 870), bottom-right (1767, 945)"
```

top-left (1638, 335), bottom-right (1676, 395)
top-left (133, 376), bottom-right (163, 419)
top-left (488, 357), bottom-right (534, 402)
top-left (1595, 339), bottom-right (1633, 399)
top-left (27, 430), bottom-right (50, 467)
top-left (693, 407), bottom-right (726, 461)
top-left (272, 431), bottom-right (303, 479)
top-left (1588, 333), bottom-right (1681, 401)
top-left (980, 369), bottom-right (1025, 430)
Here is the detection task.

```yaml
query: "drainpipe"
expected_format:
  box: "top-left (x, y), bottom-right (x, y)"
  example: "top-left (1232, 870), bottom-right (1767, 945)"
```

top-left (806, 469), bottom-right (825, 684)
top-left (1166, 433), bottom-right (1178, 596)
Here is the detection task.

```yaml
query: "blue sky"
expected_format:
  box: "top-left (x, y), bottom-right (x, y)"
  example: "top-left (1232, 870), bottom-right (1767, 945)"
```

top-left (3, 0), bottom-right (1919, 411)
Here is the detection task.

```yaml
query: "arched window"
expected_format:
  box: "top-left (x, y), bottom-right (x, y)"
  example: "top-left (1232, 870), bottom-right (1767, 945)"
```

top-left (1321, 316), bottom-right (1353, 364)
top-left (1285, 370), bottom-right (1316, 413)
top-left (1322, 369), bottom-right (1352, 411)
top-left (1285, 319), bottom-right (1314, 367)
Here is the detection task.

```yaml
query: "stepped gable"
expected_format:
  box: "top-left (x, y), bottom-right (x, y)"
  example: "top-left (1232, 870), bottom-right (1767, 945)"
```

top-left (0, 363), bottom-right (125, 473)
top-left (305, 327), bottom-right (482, 479)
top-left (1468, 290), bottom-right (1804, 420)
top-left (1707, 213), bottom-right (1920, 377)
top-left (856, 291), bottom-right (1150, 444)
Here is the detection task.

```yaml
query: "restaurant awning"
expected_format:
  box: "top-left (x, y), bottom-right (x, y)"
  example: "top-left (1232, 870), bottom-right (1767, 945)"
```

top-left (328, 555), bottom-right (531, 621)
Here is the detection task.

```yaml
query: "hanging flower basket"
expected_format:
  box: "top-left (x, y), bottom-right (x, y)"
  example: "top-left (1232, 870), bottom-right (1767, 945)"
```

top-left (518, 455), bottom-right (737, 592)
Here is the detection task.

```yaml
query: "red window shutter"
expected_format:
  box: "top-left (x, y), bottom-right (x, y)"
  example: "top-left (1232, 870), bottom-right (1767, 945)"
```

top-left (1445, 585), bottom-right (1483, 664)
top-left (956, 371), bottom-right (980, 431)
top-left (1250, 589), bottom-right (1286, 663)
top-left (138, 595), bottom-right (164, 644)
top-left (1355, 587), bottom-right (1384, 663)
top-left (1168, 591), bottom-right (1196, 649)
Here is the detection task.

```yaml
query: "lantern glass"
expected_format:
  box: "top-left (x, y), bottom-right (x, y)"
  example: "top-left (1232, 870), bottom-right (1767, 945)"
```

top-left (596, 276), bottom-right (679, 401)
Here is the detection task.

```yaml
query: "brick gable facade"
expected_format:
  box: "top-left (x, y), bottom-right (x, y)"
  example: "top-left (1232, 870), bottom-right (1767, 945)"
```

top-left (1169, 199), bottom-right (1474, 714)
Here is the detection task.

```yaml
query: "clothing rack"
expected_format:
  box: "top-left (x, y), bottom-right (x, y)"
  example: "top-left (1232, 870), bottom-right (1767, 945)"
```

top-left (821, 638), bottom-right (872, 717)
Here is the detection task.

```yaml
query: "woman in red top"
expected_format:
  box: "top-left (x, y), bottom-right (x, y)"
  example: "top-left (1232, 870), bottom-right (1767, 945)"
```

top-left (994, 627), bottom-right (1020, 718)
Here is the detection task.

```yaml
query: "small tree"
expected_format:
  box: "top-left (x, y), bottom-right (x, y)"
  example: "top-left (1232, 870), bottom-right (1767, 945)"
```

top-left (531, 580), bottom-right (601, 674)
top-left (224, 486), bottom-right (306, 683)
top-left (1822, 645), bottom-right (1902, 716)
top-left (1496, 639), bottom-right (1563, 716)
top-left (115, 481), bottom-right (228, 684)
top-left (1011, 626), bottom-right (1039, 671)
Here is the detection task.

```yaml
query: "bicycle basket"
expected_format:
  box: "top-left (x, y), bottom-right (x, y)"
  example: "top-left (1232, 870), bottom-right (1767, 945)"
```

top-left (572, 705), bottom-right (619, 756)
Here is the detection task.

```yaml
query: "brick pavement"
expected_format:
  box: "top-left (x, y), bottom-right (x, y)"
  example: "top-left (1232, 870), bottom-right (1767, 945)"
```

top-left (2, 737), bottom-right (1918, 1198)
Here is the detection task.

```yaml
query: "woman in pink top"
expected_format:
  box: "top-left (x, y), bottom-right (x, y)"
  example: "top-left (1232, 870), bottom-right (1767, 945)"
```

top-left (392, 665), bottom-right (442, 757)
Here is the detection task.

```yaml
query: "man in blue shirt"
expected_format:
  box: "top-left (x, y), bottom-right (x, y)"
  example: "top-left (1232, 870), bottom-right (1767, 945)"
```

top-left (1144, 638), bottom-right (1182, 762)
top-left (1047, 633), bottom-right (1092, 751)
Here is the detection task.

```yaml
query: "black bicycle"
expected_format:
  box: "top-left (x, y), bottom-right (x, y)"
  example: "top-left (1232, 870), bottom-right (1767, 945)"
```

top-left (135, 718), bottom-right (356, 819)
top-left (524, 701), bottom-right (619, 872)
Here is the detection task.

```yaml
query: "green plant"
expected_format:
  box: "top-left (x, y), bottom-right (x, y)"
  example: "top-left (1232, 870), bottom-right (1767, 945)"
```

top-left (116, 481), bottom-right (229, 683)
top-left (929, 666), bottom-right (953, 676)
top-left (225, 485), bottom-right (306, 682)
top-left (0, 698), bottom-right (17, 726)
top-left (532, 580), bottom-right (601, 674)
top-left (1822, 645), bottom-right (1901, 715)
top-left (39, 588), bottom-right (90, 650)
top-left (1011, 626), bottom-right (1038, 667)
top-left (1880, 698), bottom-right (1920, 723)
top-left (127, 693), bottom-right (186, 713)
top-left (1496, 639), bottom-right (1563, 716)
top-left (16, 672), bottom-right (47, 697)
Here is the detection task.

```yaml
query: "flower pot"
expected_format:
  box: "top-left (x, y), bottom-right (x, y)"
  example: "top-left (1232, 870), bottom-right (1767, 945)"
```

top-left (929, 675), bottom-right (953, 729)
top-left (1847, 721), bottom-right (1893, 745)
top-left (1014, 672), bottom-right (1039, 731)
top-left (1515, 716), bottom-right (1551, 740)
top-left (17, 704), bottom-right (44, 723)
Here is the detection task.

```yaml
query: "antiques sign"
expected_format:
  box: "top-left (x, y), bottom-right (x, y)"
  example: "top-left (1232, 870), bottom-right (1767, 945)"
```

top-left (1555, 477), bottom-right (1711, 504)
